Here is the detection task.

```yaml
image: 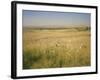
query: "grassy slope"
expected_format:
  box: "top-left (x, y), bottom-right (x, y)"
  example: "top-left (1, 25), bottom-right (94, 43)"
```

top-left (23, 28), bottom-right (91, 69)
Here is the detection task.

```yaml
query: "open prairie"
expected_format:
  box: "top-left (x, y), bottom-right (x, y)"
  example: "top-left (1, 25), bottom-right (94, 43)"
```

top-left (23, 27), bottom-right (91, 69)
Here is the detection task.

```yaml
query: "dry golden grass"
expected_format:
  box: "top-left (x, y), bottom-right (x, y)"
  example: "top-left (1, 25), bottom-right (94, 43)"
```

top-left (23, 28), bottom-right (91, 69)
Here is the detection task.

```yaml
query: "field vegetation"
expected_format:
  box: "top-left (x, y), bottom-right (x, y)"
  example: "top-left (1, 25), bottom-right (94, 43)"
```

top-left (23, 27), bottom-right (91, 69)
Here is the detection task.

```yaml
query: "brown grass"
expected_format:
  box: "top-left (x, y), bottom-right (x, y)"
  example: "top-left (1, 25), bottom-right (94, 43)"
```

top-left (23, 28), bottom-right (91, 69)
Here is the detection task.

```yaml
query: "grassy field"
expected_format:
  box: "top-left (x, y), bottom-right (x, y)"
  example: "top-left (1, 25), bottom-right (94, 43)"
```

top-left (23, 27), bottom-right (91, 69)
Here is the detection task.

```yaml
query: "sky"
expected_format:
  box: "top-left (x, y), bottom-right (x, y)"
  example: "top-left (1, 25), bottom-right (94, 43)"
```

top-left (22, 10), bottom-right (91, 28)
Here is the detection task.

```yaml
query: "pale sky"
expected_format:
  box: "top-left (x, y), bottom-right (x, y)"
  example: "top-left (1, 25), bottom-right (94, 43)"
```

top-left (22, 10), bottom-right (91, 28)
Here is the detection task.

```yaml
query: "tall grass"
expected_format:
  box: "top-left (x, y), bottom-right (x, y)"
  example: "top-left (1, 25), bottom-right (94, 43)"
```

top-left (23, 28), bottom-right (90, 69)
